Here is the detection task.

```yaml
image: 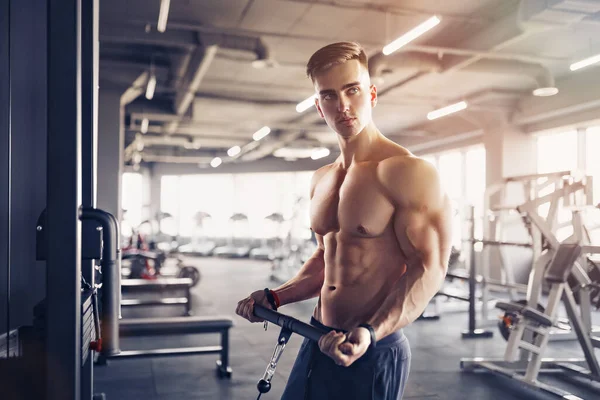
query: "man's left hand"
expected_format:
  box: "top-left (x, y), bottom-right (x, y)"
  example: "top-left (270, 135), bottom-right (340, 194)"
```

top-left (318, 326), bottom-right (371, 367)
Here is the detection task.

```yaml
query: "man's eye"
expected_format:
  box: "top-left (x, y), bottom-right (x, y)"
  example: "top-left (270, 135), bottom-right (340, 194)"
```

top-left (349, 87), bottom-right (359, 94)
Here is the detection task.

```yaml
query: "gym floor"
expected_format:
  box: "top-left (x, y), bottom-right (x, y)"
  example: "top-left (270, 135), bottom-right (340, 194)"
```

top-left (94, 257), bottom-right (600, 400)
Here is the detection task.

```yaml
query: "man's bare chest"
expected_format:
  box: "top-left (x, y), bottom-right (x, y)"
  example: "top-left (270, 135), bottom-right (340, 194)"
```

top-left (310, 165), bottom-right (395, 237)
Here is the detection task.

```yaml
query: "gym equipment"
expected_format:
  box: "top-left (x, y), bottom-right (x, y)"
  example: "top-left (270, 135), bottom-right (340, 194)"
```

top-left (252, 305), bottom-right (328, 399)
top-left (178, 211), bottom-right (217, 256)
top-left (479, 171), bottom-right (593, 321)
top-left (97, 241), bottom-right (234, 379)
top-left (108, 316), bottom-right (233, 378)
top-left (270, 198), bottom-right (317, 283)
top-left (461, 242), bottom-right (600, 399)
top-left (122, 220), bottom-right (201, 286)
top-left (444, 173), bottom-right (597, 340)
top-left (120, 277), bottom-right (194, 316)
top-left (461, 180), bottom-right (600, 399)
top-left (121, 247), bottom-right (201, 286)
top-left (250, 212), bottom-right (286, 260)
top-left (213, 213), bottom-right (255, 258)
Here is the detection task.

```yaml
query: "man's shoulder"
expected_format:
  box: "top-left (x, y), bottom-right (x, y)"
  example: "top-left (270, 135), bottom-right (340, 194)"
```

top-left (377, 154), bottom-right (436, 179)
top-left (377, 155), bottom-right (441, 205)
top-left (310, 162), bottom-right (337, 195)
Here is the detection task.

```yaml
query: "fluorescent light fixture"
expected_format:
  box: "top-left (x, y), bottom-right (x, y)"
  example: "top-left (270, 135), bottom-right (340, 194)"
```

top-left (145, 73), bottom-right (156, 100)
top-left (140, 118), bottom-right (149, 133)
top-left (427, 101), bottom-right (467, 120)
top-left (296, 95), bottom-right (317, 113)
top-left (533, 87), bottom-right (559, 97)
top-left (157, 0), bottom-right (171, 33)
top-left (252, 126), bottom-right (271, 141)
top-left (311, 147), bottom-right (330, 160)
top-left (570, 53), bottom-right (600, 71)
top-left (227, 146), bottom-right (241, 157)
top-left (383, 16), bottom-right (441, 55)
top-left (210, 157), bottom-right (222, 168)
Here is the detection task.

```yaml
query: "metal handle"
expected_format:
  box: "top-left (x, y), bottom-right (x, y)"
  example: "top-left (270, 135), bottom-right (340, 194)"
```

top-left (253, 304), bottom-right (328, 342)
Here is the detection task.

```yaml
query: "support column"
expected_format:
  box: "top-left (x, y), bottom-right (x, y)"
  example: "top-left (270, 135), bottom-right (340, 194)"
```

top-left (97, 88), bottom-right (124, 224)
top-left (47, 0), bottom-right (82, 398)
top-left (483, 115), bottom-right (537, 285)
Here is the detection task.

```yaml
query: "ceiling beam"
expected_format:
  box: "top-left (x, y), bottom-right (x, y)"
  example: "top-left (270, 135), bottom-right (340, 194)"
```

top-left (100, 24), bottom-right (198, 50)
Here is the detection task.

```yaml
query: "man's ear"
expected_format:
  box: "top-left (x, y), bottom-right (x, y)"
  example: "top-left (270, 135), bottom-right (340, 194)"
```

top-left (315, 97), bottom-right (325, 118)
top-left (370, 85), bottom-right (378, 108)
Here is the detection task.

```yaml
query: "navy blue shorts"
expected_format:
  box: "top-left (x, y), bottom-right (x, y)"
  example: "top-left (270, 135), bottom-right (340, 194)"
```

top-left (281, 317), bottom-right (411, 400)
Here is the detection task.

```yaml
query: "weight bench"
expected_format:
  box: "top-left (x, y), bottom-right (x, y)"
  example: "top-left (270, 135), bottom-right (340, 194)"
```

top-left (102, 316), bottom-right (234, 378)
top-left (496, 243), bottom-right (582, 358)
top-left (121, 277), bottom-right (193, 315)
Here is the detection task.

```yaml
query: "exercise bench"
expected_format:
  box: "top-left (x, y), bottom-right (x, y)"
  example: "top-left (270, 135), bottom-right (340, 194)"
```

top-left (99, 316), bottom-right (234, 378)
top-left (121, 277), bottom-right (193, 316)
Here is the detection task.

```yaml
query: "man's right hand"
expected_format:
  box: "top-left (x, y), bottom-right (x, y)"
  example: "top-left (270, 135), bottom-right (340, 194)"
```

top-left (235, 289), bottom-right (272, 322)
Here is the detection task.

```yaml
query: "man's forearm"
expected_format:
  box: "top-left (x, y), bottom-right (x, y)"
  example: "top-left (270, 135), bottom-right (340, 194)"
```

top-left (272, 251), bottom-right (325, 306)
top-left (367, 263), bottom-right (446, 340)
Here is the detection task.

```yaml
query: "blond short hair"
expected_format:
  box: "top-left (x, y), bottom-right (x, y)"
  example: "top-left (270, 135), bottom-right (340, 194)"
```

top-left (306, 42), bottom-right (368, 81)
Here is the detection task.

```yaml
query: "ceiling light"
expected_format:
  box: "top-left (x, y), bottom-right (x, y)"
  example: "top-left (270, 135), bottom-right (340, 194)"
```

top-left (533, 87), bottom-right (559, 97)
top-left (570, 53), bottom-right (600, 71)
top-left (383, 16), bottom-right (441, 56)
top-left (252, 126), bottom-right (271, 141)
top-left (210, 157), bottom-right (222, 168)
top-left (427, 101), bottom-right (467, 120)
top-left (145, 73), bottom-right (156, 100)
top-left (311, 147), bottom-right (330, 160)
top-left (140, 118), bottom-right (149, 133)
top-left (296, 95), bottom-right (316, 113)
top-left (227, 146), bottom-right (241, 157)
top-left (157, 0), bottom-right (171, 33)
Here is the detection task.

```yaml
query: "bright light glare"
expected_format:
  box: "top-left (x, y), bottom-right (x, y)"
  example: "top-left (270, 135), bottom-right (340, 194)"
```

top-left (427, 101), bottom-right (467, 120)
top-left (253, 126), bottom-right (271, 141)
top-left (383, 16), bottom-right (441, 55)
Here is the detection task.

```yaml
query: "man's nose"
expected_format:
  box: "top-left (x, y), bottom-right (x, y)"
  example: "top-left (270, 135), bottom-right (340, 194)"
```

top-left (337, 95), bottom-right (350, 112)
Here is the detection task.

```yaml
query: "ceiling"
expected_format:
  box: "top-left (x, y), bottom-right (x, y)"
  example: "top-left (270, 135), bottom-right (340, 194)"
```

top-left (98, 0), bottom-right (600, 168)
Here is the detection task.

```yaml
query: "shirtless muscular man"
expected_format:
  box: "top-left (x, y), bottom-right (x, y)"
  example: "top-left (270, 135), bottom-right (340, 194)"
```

top-left (236, 42), bottom-right (453, 400)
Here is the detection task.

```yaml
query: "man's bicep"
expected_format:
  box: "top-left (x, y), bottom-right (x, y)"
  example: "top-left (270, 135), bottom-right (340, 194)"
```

top-left (393, 197), bottom-right (453, 270)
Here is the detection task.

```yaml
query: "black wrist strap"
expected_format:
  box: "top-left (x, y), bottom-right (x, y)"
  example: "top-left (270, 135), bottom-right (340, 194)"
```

top-left (358, 323), bottom-right (376, 349)
top-left (263, 288), bottom-right (277, 311)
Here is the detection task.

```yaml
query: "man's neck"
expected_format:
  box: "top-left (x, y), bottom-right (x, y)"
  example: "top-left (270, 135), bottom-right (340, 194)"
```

top-left (337, 123), bottom-right (381, 169)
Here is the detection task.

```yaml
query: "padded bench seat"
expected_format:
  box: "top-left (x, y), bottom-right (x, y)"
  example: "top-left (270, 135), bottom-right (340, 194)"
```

top-left (119, 316), bottom-right (233, 336)
top-left (121, 277), bottom-right (192, 289)
top-left (496, 301), bottom-right (553, 327)
top-left (121, 278), bottom-right (193, 315)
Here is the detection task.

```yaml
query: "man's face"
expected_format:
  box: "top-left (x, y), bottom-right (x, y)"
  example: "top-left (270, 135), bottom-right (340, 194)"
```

top-left (313, 59), bottom-right (377, 138)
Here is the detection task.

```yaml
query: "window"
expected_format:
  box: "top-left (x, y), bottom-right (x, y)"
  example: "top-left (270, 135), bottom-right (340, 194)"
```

top-left (422, 146), bottom-right (486, 249)
top-left (122, 172), bottom-right (144, 230)
top-left (465, 147), bottom-right (486, 239)
top-left (160, 171), bottom-right (314, 240)
top-left (536, 130), bottom-right (578, 174)
top-left (586, 126), bottom-right (600, 206)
